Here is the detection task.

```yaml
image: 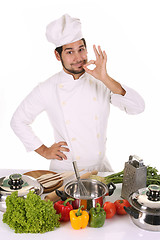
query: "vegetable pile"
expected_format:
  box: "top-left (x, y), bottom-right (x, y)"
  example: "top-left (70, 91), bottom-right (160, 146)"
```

top-left (3, 191), bottom-right (60, 233)
top-left (90, 166), bottom-right (160, 186)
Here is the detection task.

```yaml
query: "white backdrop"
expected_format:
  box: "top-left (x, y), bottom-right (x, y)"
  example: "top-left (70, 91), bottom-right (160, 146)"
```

top-left (0, 0), bottom-right (160, 172)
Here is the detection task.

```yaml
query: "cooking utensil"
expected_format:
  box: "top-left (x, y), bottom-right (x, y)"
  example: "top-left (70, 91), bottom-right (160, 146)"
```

top-left (37, 169), bottom-right (84, 188)
top-left (124, 184), bottom-right (160, 231)
top-left (0, 174), bottom-right (43, 212)
top-left (37, 171), bottom-right (74, 182)
top-left (72, 161), bottom-right (89, 197)
top-left (56, 179), bottom-right (116, 210)
top-left (41, 179), bottom-right (62, 188)
top-left (44, 170), bottom-right (98, 203)
top-left (24, 170), bottom-right (63, 193)
top-left (121, 155), bottom-right (147, 200)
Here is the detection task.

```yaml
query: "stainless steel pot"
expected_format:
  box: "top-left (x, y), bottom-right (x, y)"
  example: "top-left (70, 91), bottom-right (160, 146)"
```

top-left (56, 179), bottom-right (116, 210)
top-left (124, 184), bottom-right (160, 231)
top-left (0, 174), bottom-right (43, 212)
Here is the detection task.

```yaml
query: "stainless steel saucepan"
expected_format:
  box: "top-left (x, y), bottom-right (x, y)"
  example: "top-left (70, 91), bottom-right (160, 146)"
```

top-left (56, 178), bottom-right (116, 210)
top-left (124, 184), bottom-right (160, 231)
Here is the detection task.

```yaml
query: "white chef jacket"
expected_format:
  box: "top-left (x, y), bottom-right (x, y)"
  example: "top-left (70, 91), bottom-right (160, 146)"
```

top-left (10, 70), bottom-right (145, 172)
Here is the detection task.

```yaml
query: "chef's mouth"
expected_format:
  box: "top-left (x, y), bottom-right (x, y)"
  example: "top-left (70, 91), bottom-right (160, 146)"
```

top-left (72, 63), bottom-right (83, 68)
top-left (71, 60), bottom-right (87, 68)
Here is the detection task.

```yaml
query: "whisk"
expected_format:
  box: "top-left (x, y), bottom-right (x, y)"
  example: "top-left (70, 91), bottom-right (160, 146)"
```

top-left (72, 161), bottom-right (89, 197)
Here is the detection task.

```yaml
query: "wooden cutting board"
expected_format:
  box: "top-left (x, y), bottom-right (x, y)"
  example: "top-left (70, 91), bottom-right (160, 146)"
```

top-left (24, 170), bottom-right (63, 193)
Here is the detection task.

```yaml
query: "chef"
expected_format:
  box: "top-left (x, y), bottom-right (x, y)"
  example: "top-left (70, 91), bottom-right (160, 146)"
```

top-left (10, 14), bottom-right (145, 172)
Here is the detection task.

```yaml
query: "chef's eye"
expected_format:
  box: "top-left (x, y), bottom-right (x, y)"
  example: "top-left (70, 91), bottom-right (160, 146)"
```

top-left (79, 48), bottom-right (85, 52)
top-left (67, 51), bottom-right (73, 54)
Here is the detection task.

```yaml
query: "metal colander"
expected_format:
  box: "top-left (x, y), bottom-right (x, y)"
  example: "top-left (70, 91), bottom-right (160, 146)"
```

top-left (121, 155), bottom-right (147, 200)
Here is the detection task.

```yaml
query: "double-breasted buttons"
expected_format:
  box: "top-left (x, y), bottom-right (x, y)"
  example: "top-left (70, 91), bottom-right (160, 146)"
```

top-left (59, 84), bottom-right (64, 89)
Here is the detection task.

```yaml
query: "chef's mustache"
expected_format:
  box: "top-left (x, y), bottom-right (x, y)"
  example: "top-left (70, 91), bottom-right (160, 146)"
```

top-left (71, 60), bottom-right (87, 65)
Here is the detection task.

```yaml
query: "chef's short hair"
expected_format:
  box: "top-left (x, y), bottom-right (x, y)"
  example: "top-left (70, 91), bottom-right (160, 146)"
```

top-left (55, 38), bottom-right (86, 57)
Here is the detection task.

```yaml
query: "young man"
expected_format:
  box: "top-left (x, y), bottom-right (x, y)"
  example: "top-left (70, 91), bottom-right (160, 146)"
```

top-left (10, 14), bottom-right (145, 172)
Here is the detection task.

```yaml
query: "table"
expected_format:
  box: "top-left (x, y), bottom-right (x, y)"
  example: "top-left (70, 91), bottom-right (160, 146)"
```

top-left (0, 169), bottom-right (160, 240)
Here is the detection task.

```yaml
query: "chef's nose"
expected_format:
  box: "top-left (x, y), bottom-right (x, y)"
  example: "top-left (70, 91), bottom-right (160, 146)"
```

top-left (74, 52), bottom-right (82, 62)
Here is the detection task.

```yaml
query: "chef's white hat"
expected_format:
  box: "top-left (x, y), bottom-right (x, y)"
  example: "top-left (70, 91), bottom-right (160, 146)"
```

top-left (46, 14), bottom-right (83, 48)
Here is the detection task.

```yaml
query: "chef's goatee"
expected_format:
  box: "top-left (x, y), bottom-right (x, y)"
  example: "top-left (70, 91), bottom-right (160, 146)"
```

top-left (46, 14), bottom-right (83, 48)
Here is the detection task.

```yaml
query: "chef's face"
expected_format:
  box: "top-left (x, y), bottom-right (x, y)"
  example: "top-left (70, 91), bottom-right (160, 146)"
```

top-left (55, 40), bottom-right (88, 79)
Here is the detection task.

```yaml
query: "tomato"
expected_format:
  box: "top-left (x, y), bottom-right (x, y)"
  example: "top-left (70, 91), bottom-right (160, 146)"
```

top-left (114, 199), bottom-right (131, 215)
top-left (103, 201), bottom-right (116, 219)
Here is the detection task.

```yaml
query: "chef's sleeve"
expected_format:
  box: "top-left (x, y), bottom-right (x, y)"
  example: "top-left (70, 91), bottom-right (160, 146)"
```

top-left (10, 85), bottom-right (45, 152)
top-left (110, 85), bottom-right (145, 114)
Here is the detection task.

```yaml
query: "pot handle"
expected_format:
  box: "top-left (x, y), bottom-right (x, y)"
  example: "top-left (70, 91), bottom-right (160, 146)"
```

top-left (124, 206), bottom-right (139, 219)
top-left (107, 182), bottom-right (116, 196)
top-left (55, 190), bottom-right (67, 201)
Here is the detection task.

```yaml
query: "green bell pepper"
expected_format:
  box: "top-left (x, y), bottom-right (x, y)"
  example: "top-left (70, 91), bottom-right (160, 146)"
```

top-left (89, 203), bottom-right (106, 228)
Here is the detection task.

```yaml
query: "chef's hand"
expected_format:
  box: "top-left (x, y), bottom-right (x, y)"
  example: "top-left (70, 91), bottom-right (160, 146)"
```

top-left (83, 45), bottom-right (126, 96)
top-left (83, 45), bottom-right (108, 82)
top-left (35, 142), bottom-right (70, 160)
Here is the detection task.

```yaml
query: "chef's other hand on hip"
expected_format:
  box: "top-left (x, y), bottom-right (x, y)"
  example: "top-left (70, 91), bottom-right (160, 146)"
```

top-left (35, 141), bottom-right (69, 160)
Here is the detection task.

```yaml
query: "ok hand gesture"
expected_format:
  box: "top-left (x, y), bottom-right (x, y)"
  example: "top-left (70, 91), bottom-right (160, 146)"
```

top-left (83, 45), bottom-right (108, 82)
top-left (83, 45), bottom-right (126, 96)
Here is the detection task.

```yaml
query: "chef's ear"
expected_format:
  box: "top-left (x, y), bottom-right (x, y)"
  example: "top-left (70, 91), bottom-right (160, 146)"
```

top-left (54, 50), bottom-right (61, 61)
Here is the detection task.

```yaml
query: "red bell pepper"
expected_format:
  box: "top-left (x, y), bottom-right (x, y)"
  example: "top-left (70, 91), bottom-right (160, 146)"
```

top-left (54, 198), bottom-right (74, 221)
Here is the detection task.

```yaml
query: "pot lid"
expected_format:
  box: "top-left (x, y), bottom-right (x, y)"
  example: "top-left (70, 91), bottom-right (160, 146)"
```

top-left (129, 185), bottom-right (160, 214)
top-left (0, 174), bottom-right (43, 196)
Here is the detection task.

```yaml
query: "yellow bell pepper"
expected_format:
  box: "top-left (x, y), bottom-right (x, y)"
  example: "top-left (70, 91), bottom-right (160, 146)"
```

top-left (69, 205), bottom-right (89, 230)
